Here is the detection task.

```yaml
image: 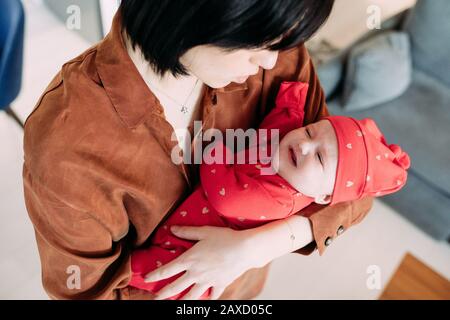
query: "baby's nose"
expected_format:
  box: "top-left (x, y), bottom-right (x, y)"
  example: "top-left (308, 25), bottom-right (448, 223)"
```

top-left (299, 142), bottom-right (311, 155)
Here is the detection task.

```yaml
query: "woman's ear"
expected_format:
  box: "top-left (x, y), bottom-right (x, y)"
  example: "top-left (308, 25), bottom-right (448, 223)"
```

top-left (314, 194), bottom-right (331, 205)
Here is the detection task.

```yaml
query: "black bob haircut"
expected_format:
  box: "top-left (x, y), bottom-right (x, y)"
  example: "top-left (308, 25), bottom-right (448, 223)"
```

top-left (120, 0), bottom-right (335, 78)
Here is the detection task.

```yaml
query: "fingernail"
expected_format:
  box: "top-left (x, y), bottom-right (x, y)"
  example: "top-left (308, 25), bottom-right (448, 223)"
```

top-left (171, 226), bottom-right (179, 232)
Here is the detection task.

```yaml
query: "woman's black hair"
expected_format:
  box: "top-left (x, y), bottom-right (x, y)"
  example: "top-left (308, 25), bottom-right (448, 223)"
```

top-left (120, 0), bottom-right (334, 78)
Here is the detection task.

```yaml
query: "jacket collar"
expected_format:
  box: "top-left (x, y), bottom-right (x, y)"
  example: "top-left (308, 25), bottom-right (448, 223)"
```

top-left (96, 12), bottom-right (247, 128)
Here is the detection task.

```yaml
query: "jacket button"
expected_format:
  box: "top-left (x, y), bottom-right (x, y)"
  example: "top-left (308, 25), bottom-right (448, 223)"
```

top-left (337, 225), bottom-right (345, 235)
top-left (324, 237), bottom-right (333, 246)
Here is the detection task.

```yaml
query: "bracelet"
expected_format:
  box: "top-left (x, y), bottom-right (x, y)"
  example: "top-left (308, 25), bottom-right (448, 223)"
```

top-left (284, 220), bottom-right (296, 252)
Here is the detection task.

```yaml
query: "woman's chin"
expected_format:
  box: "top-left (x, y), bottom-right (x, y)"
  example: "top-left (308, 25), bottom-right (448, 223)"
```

top-left (207, 79), bottom-right (231, 89)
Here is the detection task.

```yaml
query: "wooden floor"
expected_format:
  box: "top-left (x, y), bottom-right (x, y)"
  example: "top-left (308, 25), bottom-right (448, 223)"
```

top-left (380, 253), bottom-right (450, 300)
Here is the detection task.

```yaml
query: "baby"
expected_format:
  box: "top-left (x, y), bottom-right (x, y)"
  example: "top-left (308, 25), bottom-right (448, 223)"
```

top-left (129, 81), bottom-right (411, 299)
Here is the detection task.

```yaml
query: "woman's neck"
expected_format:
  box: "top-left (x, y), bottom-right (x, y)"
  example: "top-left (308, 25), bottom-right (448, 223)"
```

top-left (122, 31), bottom-right (202, 100)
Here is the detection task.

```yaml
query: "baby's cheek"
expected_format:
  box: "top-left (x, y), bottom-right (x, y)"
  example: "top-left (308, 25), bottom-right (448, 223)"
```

top-left (326, 160), bottom-right (339, 194)
top-left (302, 168), bottom-right (324, 195)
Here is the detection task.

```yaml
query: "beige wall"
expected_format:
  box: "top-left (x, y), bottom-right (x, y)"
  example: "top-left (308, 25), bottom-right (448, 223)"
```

top-left (313, 0), bottom-right (417, 49)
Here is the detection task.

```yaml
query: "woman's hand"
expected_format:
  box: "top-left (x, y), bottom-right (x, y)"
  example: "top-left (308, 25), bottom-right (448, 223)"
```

top-left (143, 225), bottom-right (268, 300)
top-left (144, 215), bottom-right (314, 300)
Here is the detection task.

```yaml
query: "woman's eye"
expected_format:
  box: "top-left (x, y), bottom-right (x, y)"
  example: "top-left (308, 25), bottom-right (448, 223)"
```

top-left (306, 128), bottom-right (311, 138)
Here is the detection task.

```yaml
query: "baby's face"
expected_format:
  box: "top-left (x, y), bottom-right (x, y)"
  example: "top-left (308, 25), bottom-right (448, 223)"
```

top-left (271, 120), bottom-right (338, 204)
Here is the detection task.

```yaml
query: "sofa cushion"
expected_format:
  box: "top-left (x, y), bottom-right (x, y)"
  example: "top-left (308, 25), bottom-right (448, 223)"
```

top-left (316, 55), bottom-right (343, 99)
top-left (404, 0), bottom-right (450, 88)
top-left (383, 171), bottom-right (450, 241)
top-left (341, 31), bottom-right (412, 111)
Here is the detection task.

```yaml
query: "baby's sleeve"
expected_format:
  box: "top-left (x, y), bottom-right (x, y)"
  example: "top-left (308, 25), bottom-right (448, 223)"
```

top-left (258, 81), bottom-right (309, 137)
top-left (200, 141), bottom-right (292, 222)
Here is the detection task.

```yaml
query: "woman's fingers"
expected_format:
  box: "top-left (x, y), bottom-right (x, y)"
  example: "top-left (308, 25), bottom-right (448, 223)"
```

top-left (144, 258), bottom-right (188, 282)
top-left (209, 286), bottom-right (225, 300)
top-left (154, 273), bottom-right (195, 300)
top-left (171, 225), bottom-right (219, 241)
top-left (180, 284), bottom-right (210, 300)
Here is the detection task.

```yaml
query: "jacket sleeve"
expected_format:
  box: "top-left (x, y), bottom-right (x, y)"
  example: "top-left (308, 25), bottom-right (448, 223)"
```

top-left (262, 44), bottom-right (374, 255)
top-left (22, 71), bottom-right (165, 300)
top-left (294, 198), bottom-right (374, 255)
top-left (23, 164), bottom-right (134, 299)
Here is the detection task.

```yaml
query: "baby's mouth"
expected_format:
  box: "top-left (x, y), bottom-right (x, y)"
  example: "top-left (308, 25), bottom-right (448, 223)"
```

top-left (289, 147), bottom-right (297, 167)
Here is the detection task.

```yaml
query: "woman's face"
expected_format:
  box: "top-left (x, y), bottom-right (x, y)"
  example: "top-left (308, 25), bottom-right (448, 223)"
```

top-left (180, 45), bottom-right (279, 88)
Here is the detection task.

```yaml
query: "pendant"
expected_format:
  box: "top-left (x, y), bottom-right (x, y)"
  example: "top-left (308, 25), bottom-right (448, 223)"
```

top-left (180, 105), bottom-right (188, 114)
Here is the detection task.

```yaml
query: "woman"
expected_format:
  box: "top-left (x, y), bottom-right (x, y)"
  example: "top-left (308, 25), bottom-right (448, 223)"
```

top-left (23, 0), bottom-right (373, 300)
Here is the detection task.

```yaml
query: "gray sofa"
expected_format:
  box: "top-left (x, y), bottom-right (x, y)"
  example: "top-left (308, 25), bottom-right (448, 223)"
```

top-left (317, 0), bottom-right (450, 241)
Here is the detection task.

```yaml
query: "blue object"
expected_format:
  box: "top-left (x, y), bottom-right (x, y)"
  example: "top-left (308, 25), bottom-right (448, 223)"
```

top-left (0, 0), bottom-right (25, 110)
top-left (340, 31), bottom-right (412, 111)
top-left (405, 0), bottom-right (450, 88)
